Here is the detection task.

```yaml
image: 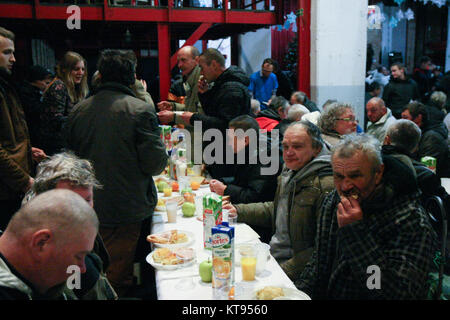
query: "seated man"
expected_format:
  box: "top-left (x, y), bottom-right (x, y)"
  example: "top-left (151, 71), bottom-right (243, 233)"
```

top-left (255, 96), bottom-right (289, 132)
top-left (0, 189), bottom-right (98, 300)
top-left (366, 97), bottom-right (396, 143)
top-left (209, 115), bottom-right (279, 204)
top-left (382, 119), bottom-right (450, 218)
top-left (295, 134), bottom-right (437, 299)
top-left (22, 152), bottom-right (117, 300)
top-left (224, 121), bottom-right (335, 280)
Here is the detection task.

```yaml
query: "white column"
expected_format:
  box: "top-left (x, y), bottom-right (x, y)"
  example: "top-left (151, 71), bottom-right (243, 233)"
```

top-left (445, 6), bottom-right (450, 72)
top-left (310, 0), bottom-right (368, 127)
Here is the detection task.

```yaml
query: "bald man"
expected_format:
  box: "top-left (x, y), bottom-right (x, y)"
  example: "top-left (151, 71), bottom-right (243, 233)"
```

top-left (366, 97), bottom-right (396, 143)
top-left (0, 189), bottom-right (99, 300)
top-left (157, 45), bottom-right (203, 161)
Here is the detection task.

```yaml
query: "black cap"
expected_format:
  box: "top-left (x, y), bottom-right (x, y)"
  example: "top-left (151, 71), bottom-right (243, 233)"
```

top-left (28, 65), bottom-right (53, 82)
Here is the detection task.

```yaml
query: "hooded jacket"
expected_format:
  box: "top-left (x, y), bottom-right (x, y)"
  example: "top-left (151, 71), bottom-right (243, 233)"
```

top-left (0, 69), bottom-right (33, 201)
top-left (192, 65), bottom-right (251, 132)
top-left (235, 146), bottom-right (334, 280)
top-left (0, 253), bottom-right (70, 300)
top-left (382, 76), bottom-right (420, 117)
top-left (256, 107), bottom-right (281, 132)
top-left (65, 82), bottom-right (168, 227)
top-left (415, 120), bottom-right (449, 178)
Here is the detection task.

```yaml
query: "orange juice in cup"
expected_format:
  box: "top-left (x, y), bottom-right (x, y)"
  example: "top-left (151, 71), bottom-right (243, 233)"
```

top-left (241, 255), bottom-right (257, 281)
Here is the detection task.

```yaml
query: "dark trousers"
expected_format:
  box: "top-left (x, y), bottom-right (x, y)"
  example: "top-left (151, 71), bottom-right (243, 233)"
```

top-left (0, 197), bottom-right (22, 231)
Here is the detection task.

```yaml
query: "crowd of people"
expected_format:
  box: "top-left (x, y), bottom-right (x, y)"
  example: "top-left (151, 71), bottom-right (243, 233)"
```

top-left (0, 24), bottom-right (449, 300)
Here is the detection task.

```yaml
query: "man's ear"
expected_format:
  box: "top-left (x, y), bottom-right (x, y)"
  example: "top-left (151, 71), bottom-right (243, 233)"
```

top-left (195, 56), bottom-right (200, 63)
top-left (30, 229), bottom-right (53, 258)
top-left (375, 163), bottom-right (385, 185)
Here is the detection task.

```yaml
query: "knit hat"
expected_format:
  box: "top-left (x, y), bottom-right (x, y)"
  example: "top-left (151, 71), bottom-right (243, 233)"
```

top-left (28, 65), bottom-right (53, 82)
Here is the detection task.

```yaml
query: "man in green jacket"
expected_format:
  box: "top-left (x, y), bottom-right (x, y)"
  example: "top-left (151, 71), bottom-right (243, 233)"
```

top-left (157, 45), bottom-right (203, 162)
top-left (65, 49), bottom-right (168, 297)
top-left (225, 120), bottom-right (334, 280)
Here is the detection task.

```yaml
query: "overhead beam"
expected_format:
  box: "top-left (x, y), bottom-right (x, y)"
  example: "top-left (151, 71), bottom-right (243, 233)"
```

top-left (170, 22), bottom-right (212, 70)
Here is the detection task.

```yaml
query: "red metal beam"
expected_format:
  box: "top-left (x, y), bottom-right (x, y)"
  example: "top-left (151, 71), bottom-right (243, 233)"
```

top-left (0, 4), bottom-right (276, 24)
top-left (297, 0), bottom-right (311, 97)
top-left (170, 22), bottom-right (212, 70)
top-left (158, 22), bottom-right (171, 101)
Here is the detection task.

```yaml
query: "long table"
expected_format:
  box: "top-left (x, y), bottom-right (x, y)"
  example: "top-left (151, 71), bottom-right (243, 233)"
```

top-left (149, 185), bottom-right (305, 300)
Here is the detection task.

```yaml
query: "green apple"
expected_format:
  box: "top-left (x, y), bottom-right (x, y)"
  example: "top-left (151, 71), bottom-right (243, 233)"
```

top-left (180, 187), bottom-right (192, 195)
top-left (199, 258), bottom-right (212, 283)
top-left (182, 202), bottom-right (196, 217)
top-left (157, 181), bottom-right (169, 193)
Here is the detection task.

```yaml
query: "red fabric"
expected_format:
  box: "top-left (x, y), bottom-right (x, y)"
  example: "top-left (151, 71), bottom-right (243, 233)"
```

top-left (256, 117), bottom-right (280, 132)
top-left (271, 0), bottom-right (297, 70)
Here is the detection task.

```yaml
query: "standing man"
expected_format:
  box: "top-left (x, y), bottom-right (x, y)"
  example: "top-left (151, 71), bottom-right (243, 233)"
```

top-left (180, 48), bottom-right (251, 179)
top-left (382, 62), bottom-right (420, 119)
top-left (157, 45), bottom-right (203, 161)
top-left (65, 49), bottom-right (168, 297)
top-left (248, 58), bottom-right (278, 109)
top-left (0, 27), bottom-right (46, 230)
top-left (412, 56), bottom-right (433, 102)
top-left (365, 97), bottom-right (396, 143)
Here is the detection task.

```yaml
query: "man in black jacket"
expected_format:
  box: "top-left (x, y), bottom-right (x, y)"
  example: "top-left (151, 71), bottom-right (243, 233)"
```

top-left (209, 115), bottom-right (279, 204)
top-left (382, 119), bottom-right (450, 216)
top-left (401, 101), bottom-right (449, 178)
top-left (65, 49), bottom-right (168, 297)
top-left (383, 62), bottom-right (420, 119)
top-left (180, 48), bottom-right (250, 179)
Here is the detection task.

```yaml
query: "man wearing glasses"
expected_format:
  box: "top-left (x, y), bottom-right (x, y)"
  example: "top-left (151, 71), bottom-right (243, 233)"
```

top-left (248, 58), bottom-right (278, 110)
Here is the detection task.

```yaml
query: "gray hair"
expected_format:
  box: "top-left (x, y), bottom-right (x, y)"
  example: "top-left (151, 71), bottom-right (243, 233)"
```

top-left (26, 152), bottom-right (101, 201)
top-left (430, 91), bottom-right (447, 109)
top-left (287, 104), bottom-right (310, 121)
top-left (8, 189), bottom-right (99, 242)
top-left (286, 120), bottom-right (324, 151)
top-left (290, 91), bottom-right (307, 104)
top-left (332, 133), bottom-right (383, 173)
top-left (250, 99), bottom-right (260, 114)
top-left (318, 102), bottom-right (355, 134)
top-left (385, 119), bottom-right (422, 154)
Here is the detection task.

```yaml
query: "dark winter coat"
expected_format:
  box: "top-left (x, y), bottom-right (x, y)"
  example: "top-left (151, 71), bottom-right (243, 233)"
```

top-left (382, 76), bottom-right (420, 118)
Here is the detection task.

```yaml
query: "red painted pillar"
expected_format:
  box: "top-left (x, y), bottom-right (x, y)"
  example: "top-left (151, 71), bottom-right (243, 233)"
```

top-left (158, 22), bottom-right (170, 101)
top-left (297, 0), bottom-right (311, 97)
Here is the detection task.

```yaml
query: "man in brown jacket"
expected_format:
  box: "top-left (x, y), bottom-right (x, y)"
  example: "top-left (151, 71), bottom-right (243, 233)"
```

top-left (225, 120), bottom-right (335, 281)
top-left (0, 27), bottom-right (46, 230)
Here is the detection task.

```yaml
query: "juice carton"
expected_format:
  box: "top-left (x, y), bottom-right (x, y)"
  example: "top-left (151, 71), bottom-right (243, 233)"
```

top-left (203, 194), bottom-right (222, 249)
top-left (212, 222), bottom-right (235, 299)
top-left (421, 156), bottom-right (437, 173)
top-left (159, 125), bottom-right (172, 151)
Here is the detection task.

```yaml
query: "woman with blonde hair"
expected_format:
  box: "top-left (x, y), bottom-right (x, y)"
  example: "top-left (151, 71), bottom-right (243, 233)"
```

top-left (40, 51), bottom-right (88, 155)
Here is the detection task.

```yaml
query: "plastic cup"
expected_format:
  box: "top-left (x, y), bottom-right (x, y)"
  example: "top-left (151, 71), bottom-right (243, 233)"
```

top-left (166, 200), bottom-right (178, 223)
top-left (228, 212), bottom-right (237, 225)
top-left (178, 176), bottom-right (190, 191)
top-left (255, 243), bottom-right (270, 275)
top-left (240, 246), bottom-right (256, 281)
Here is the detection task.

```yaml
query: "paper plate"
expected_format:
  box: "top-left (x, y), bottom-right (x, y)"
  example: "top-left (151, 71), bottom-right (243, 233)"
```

top-left (150, 230), bottom-right (195, 248)
top-left (146, 248), bottom-right (195, 271)
top-left (253, 285), bottom-right (310, 300)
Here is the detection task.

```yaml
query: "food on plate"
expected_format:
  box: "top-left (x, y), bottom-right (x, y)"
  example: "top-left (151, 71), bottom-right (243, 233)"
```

top-left (152, 247), bottom-right (194, 266)
top-left (183, 192), bottom-right (195, 203)
top-left (171, 181), bottom-right (179, 192)
top-left (146, 230), bottom-right (188, 244)
top-left (256, 286), bottom-right (285, 300)
top-left (152, 248), bottom-right (180, 265)
top-left (182, 202), bottom-right (196, 217)
top-left (190, 176), bottom-right (206, 185)
top-left (199, 258), bottom-right (213, 283)
top-left (157, 181), bottom-right (169, 193)
top-left (163, 188), bottom-right (172, 197)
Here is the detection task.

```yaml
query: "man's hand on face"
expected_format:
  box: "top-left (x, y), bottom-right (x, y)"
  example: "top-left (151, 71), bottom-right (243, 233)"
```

top-left (157, 101), bottom-right (173, 111)
top-left (197, 77), bottom-right (209, 94)
top-left (337, 195), bottom-right (363, 228)
top-left (157, 110), bottom-right (174, 124)
top-left (31, 147), bottom-right (47, 163)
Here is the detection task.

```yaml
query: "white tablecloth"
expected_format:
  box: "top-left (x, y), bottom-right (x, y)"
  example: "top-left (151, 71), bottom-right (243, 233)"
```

top-left (441, 178), bottom-right (450, 194)
top-left (149, 186), bottom-right (300, 300)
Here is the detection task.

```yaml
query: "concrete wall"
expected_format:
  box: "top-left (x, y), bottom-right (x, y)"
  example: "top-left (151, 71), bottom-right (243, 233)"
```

top-left (238, 28), bottom-right (271, 76)
top-left (310, 0), bottom-right (368, 126)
